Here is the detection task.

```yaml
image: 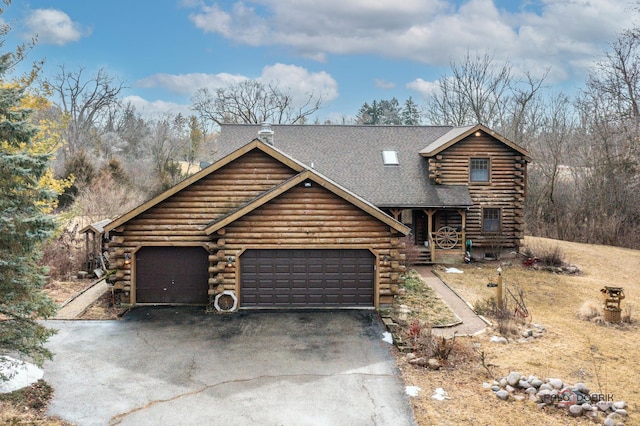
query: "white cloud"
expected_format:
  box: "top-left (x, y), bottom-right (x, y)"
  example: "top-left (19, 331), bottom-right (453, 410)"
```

top-left (136, 72), bottom-right (247, 94)
top-left (406, 78), bottom-right (441, 98)
top-left (375, 79), bottom-right (396, 89)
top-left (136, 64), bottom-right (339, 103)
top-left (122, 96), bottom-right (193, 119)
top-left (24, 9), bottom-right (87, 46)
top-left (258, 63), bottom-right (339, 102)
top-left (186, 0), bottom-right (637, 85)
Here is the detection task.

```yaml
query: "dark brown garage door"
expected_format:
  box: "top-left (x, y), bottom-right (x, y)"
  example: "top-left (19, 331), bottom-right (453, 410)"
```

top-left (135, 246), bottom-right (209, 304)
top-left (240, 249), bottom-right (375, 308)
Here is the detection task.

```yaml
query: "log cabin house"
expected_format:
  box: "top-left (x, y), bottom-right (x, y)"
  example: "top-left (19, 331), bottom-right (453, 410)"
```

top-left (102, 123), bottom-right (530, 311)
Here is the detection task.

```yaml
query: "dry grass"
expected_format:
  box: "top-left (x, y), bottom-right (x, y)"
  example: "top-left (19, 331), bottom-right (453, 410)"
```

top-left (44, 279), bottom-right (94, 306)
top-left (398, 236), bottom-right (640, 425)
top-left (394, 269), bottom-right (460, 326)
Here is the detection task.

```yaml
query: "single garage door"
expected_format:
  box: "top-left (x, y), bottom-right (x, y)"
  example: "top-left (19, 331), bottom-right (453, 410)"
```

top-left (240, 249), bottom-right (375, 308)
top-left (135, 246), bottom-right (209, 304)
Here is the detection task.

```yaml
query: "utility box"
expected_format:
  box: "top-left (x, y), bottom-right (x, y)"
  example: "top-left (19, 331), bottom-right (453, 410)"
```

top-left (601, 286), bottom-right (625, 323)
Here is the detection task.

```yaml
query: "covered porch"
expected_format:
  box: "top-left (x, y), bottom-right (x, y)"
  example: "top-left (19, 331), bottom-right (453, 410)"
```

top-left (388, 208), bottom-right (469, 264)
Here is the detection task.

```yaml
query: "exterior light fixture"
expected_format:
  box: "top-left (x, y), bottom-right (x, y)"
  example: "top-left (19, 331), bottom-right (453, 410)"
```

top-left (124, 253), bottom-right (131, 265)
top-left (227, 256), bottom-right (235, 268)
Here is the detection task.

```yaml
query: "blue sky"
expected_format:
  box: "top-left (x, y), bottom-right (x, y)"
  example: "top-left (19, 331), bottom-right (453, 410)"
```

top-left (2, 0), bottom-right (639, 122)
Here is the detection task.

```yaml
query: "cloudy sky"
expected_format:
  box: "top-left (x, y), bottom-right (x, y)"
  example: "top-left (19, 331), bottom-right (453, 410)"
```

top-left (3, 0), bottom-right (638, 122)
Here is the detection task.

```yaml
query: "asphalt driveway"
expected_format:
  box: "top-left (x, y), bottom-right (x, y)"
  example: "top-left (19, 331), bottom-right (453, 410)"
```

top-left (43, 308), bottom-right (415, 426)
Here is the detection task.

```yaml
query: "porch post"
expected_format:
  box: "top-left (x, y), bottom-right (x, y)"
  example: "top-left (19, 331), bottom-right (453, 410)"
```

top-left (458, 208), bottom-right (467, 250)
top-left (423, 209), bottom-right (436, 262)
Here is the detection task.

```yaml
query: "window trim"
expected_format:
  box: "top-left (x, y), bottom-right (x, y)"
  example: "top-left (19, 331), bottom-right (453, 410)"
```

top-left (482, 207), bottom-right (501, 234)
top-left (470, 157), bottom-right (490, 183)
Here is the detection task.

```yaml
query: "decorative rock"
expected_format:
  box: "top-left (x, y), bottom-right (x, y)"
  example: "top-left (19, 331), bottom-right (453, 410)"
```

top-left (513, 395), bottom-right (526, 402)
top-left (606, 412), bottom-right (625, 423)
top-left (499, 378), bottom-right (508, 388)
top-left (573, 382), bottom-right (590, 394)
top-left (530, 379), bottom-right (544, 388)
top-left (596, 401), bottom-right (613, 412)
top-left (539, 383), bottom-right (552, 391)
top-left (525, 387), bottom-right (537, 395)
top-left (507, 372), bottom-right (521, 386)
top-left (406, 353), bottom-right (416, 360)
top-left (427, 358), bottom-right (441, 370)
top-left (613, 401), bottom-right (627, 410)
top-left (490, 336), bottom-right (508, 344)
top-left (505, 384), bottom-right (515, 393)
top-left (518, 380), bottom-right (530, 389)
top-left (496, 390), bottom-right (509, 401)
top-left (603, 418), bottom-right (615, 426)
top-left (581, 403), bottom-right (593, 411)
top-left (548, 378), bottom-right (563, 389)
top-left (568, 405), bottom-right (583, 417)
top-left (614, 408), bottom-right (628, 417)
top-left (408, 357), bottom-right (427, 366)
top-left (491, 385), bottom-right (500, 392)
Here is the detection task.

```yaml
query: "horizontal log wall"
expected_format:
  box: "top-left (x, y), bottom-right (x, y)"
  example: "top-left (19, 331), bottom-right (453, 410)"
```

top-left (431, 134), bottom-right (527, 252)
top-left (221, 183), bottom-right (405, 305)
top-left (108, 150), bottom-right (298, 294)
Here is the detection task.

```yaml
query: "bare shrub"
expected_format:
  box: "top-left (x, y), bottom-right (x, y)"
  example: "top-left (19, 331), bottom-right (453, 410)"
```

top-left (577, 301), bottom-right (601, 321)
top-left (75, 169), bottom-right (146, 221)
top-left (40, 224), bottom-right (82, 280)
top-left (401, 235), bottom-right (421, 267)
top-left (404, 319), bottom-right (458, 362)
top-left (522, 242), bottom-right (566, 267)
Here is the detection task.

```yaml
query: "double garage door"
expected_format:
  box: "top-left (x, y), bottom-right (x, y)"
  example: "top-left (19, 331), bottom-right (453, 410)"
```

top-left (135, 247), bottom-right (375, 308)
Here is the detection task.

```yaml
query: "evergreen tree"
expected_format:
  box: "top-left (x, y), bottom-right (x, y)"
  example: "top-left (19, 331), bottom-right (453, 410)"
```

top-left (0, 51), bottom-right (58, 365)
top-left (402, 97), bottom-right (422, 125)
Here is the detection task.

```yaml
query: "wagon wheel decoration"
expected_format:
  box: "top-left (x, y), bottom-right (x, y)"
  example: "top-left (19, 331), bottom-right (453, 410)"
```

top-left (434, 226), bottom-right (459, 249)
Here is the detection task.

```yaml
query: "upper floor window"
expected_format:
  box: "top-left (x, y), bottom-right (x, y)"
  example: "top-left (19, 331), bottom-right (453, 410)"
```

top-left (470, 158), bottom-right (489, 182)
top-left (382, 150), bottom-right (399, 165)
top-left (483, 207), bottom-right (501, 233)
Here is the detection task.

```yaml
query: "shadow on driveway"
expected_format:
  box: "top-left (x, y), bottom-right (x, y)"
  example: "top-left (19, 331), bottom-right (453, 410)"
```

top-left (44, 308), bottom-right (415, 426)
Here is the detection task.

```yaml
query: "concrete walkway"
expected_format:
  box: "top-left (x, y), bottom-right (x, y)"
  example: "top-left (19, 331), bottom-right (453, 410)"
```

top-left (54, 279), bottom-right (109, 319)
top-left (413, 266), bottom-right (489, 337)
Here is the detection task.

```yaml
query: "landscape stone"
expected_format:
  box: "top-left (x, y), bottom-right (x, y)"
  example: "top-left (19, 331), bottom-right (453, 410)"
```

top-left (525, 387), bottom-right (537, 395)
top-left (530, 379), bottom-right (544, 388)
top-left (490, 336), bottom-right (508, 344)
top-left (539, 383), bottom-right (552, 391)
top-left (513, 395), bottom-right (526, 402)
top-left (597, 401), bottom-right (613, 412)
top-left (568, 405), bottom-right (583, 417)
top-left (548, 378), bottom-right (563, 389)
top-left (518, 380), bottom-right (530, 389)
top-left (614, 408), bottom-right (628, 417)
top-left (603, 418), bottom-right (615, 426)
top-left (507, 372), bottom-right (521, 386)
top-left (499, 378), bottom-right (508, 388)
top-left (505, 385), bottom-right (515, 393)
top-left (491, 385), bottom-right (500, 392)
top-left (427, 358), bottom-right (441, 370)
top-left (496, 390), bottom-right (509, 401)
top-left (613, 401), bottom-right (627, 410)
top-left (573, 382), bottom-right (590, 394)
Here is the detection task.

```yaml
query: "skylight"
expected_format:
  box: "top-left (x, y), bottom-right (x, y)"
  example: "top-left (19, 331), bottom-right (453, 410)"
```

top-left (382, 150), bottom-right (399, 165)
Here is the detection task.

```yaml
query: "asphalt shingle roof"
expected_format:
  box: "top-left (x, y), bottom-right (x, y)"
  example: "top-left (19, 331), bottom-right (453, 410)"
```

top-left (216, 124), bottom-right (474, 208)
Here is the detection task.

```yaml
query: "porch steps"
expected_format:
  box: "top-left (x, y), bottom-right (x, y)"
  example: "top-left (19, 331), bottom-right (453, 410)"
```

top-left (413, 248), bottom-right (433, 266)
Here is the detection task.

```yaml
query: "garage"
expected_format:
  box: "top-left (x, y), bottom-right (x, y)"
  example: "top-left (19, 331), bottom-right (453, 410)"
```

top-left (135, 246), bottom-right (209, 304)
top-left (240, 249), bottom-right (375, 308)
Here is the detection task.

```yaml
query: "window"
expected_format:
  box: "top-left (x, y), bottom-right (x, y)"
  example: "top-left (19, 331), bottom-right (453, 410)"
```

top-left (382, 150), bottom-right (399, 165)
top-left (470, 158), bottom-right (489, 182)
top-left (483, 208), bottom-right (501, 233)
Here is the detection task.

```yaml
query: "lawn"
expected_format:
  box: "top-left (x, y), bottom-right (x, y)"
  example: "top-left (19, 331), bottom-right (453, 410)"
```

top-left (396, 236), bottom-right (640, 425)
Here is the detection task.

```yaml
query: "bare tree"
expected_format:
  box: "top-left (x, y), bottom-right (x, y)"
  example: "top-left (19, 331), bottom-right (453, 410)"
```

top-left (49, 66), bottom-right (126, 159)
top-left (191, 80), bottom-right (323, 127)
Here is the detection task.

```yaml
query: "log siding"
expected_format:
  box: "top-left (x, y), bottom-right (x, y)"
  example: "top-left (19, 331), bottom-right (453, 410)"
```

top-left (430, 134), bottom-right (526, 253)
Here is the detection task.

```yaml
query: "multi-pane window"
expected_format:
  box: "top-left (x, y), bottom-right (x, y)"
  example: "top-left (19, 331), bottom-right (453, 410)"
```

top-left (483, 208), bottom-right (501, 233)
top-left (470, 158), bottom-right (489, 182)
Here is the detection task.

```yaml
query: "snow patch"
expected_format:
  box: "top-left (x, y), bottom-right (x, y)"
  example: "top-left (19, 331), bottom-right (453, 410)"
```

top-left (0, 356), bottom-right (44, 393)
top-left (431, 387), bottom-right (451, 400)
top-left (381, 332), bottom-right (393, 344)
top-left (444, 267), bottom-right (463, 274)
top-left (405, 386), bottom-right (421, 397)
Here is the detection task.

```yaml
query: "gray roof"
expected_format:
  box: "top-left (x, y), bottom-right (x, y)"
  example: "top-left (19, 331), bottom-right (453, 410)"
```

top-left (216, 124), bottom-right (474, 208)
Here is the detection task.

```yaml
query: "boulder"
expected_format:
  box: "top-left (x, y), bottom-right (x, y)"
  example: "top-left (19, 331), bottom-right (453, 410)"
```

top-left (427, 358), bottom-right (441, 370)
top-left (568, 405), bottom-right (583, 417)
top-left (596, 401), bottom-right (613, 412)
top-left (613, 401), bottom-right (627, 410)
top-left (496, 390), bottom-right (509, 401)
top-left (547, 378), bottom-right (563, 389)
top-left (507, 371), bottom-right (521, 386)
top-left (573, 382), bottom-right (590, 394)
